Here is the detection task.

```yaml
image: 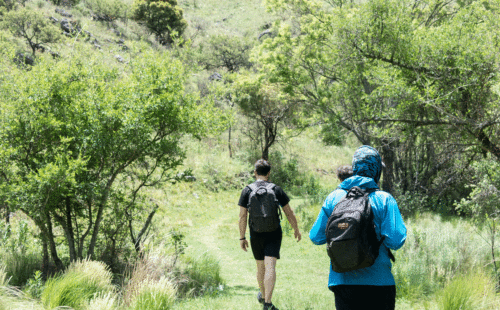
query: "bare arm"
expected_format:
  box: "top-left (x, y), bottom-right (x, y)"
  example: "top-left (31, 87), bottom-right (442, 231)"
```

top-left (238, 206), bottom-right (249, 251)
top-left (282, 204), bottom-right (301, 241)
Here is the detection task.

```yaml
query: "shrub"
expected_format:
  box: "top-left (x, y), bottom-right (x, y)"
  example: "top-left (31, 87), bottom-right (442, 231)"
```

top-left (85, 0), bottom-right (129, 21)
top-left (41, 259), bottom-right (114, 310)
top-left (438, 271), bottom-right (495, 310)
top-left (132, 0), bottom-right (187, 44)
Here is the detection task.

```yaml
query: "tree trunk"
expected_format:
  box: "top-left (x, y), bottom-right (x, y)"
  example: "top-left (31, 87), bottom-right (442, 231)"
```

top-left (41, 234), bottom-right (50, 278)
top-left (44, 213), bottom-right (64, 271)
top-left (380, 141), bottom-right (396, 194)
top-left (65, 197), bottom-right (77, 261)
top-left (228, 126), bottom-right (233, 158)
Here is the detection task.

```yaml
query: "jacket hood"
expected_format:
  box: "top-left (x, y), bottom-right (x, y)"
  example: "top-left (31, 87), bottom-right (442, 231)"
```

top-left (339, 175), bottom-right (379, 191)
top-left (351, 145), bottom-right (382, 184)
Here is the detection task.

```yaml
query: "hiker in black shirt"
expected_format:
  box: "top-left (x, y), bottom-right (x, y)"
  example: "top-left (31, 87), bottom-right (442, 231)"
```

top-left (238, 159), bottom-right (301, 310)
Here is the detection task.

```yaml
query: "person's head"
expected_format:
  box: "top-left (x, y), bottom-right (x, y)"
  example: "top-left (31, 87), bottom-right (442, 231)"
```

top-left (336, 165), bottom-right (353, 182)
top-left (352, 145), bottom-right (383, 184)
top-left (254, 159), bottom-right (271, 177)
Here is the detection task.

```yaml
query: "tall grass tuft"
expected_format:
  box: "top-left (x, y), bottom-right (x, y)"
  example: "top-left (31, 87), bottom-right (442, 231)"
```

top-left (86, 292), bottom-right (118, 310)
top-left (131, 277), bottom-right (176, 310)
top-left (438, 271), bottom-right (496, 310)
top-left (0, 265), bottom-right (8, 287)
top-left (0, 252), bottom-right (42, 287)
top-left (42, 259), bottom-right (114, 310)
top-left (177, 253), bottom-right (223, 298)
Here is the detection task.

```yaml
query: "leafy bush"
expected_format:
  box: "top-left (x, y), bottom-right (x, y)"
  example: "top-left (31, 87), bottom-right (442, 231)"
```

top-left (85, 0), bottom-right (129, 21)
top-left (438, 271), bottom-right (495, 310)
top-left (132, 0), bottom-right (187, 44)
top-left (42, 259), bottom-right (114, 310)
top-left (269, 151), bottom-right (321, 196)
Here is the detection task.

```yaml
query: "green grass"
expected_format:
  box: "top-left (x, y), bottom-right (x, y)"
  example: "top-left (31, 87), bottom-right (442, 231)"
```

top-left (41, 259), bottom-right (114, 310)
top-left (438, 271), bottom-right (497, 310)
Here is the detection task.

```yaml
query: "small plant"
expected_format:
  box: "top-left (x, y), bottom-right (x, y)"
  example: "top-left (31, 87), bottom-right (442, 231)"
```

top-left (25, 270), bottom-right (43, 299)
top-left (170, 229), bottom-right (186, 266)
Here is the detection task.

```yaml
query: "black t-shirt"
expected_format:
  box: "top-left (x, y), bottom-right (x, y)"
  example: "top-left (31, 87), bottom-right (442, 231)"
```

top-left (238, 181), bottom-right (290, 208)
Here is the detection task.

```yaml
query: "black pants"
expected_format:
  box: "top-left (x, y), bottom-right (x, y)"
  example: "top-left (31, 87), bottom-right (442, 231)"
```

top-left (330, 285), bottom-right (396, 310)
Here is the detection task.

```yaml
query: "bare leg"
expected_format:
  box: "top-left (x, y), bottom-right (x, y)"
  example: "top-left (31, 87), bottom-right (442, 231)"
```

top-left (256, 260), bottom-right (265, 298)
top-left (264, 256), bottom-right (277, 303)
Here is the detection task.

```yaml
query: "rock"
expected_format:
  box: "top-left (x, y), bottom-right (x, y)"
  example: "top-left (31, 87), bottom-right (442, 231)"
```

top-left (49, 16), bottom-right (58, 23)
top-left (117, 38), bottom-right (125, 44)
top-left (60, 19), bottom-right (73, 33)
top-left (209, 72), bottom-right (223, 81)
top-left (93, 43), bottom-right (101, 49)
top-left (185, 176), bottom-right (197, 182)
top-left (258, 29), bottom-right (273, 41)
top-left (92, 13), bottom-right (113, 22)
top-left (111, 29), bottom-right (121, 37)
top-left (119, 44), bottom-right (129, 51)
top-left (115, 55), bottom-right (125, 63)
top-left (84, 30), bottom-right (93, 37)
top-left (193, 193), bottom-right (199, 199)
top-left (55, 8), bottom-right (72, 18)
top-left (14, 52), bottom-right (34, 66)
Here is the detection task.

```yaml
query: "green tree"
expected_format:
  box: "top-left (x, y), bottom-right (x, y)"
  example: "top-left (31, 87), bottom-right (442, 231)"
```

top-left (3, 8), bottom-right (61, 55)
top-left (0, 49), bottom-right (225, 270)
top-left (200, 34), bottom-right (254, 73)
top-left (233, 73), bottom-right (302, 160)
top-left (257, 0), bottom-right (500, 200)
top-left (132, 0), bottom-right (188, 44)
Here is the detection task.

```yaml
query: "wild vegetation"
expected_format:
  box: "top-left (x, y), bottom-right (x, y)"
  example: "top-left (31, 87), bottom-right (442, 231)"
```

top-left (1, 0), bottom-right (500, 309)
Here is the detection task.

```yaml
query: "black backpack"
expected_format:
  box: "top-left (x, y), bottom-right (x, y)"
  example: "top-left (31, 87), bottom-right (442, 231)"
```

top-left (247, 182), bottom-right (281, 232)
top-left (325, 186), bottom-right (389, 273)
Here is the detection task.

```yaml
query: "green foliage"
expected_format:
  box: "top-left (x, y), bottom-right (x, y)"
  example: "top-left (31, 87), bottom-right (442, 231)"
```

top-left (392, 214), bottom-right (487, 301)
top-left (2, 7), bottom-right (62, 55)
top-left (0, 48), bottom-right (226, 269)
top-left (131, 277), bottom-right (176, 310)
top-left (198, 34), bottom-right (254, 72)
top-left (132, 0), bottom-right (188, 44)
top-left (438, 271), bottom-right (495, 310)
top-left (177, 253), bottom-right (223, 298)
top-left (269, 151), bottom-right (321, 196)
top-left (41, 259), bottom-right (114, 310)
top-left (85, 0), bottom-right (130, 21)
top-left (233, 73), bottom-right (303, 160)
top-left (24, 270), bottom-right (43, 299)
top-left (258, 0), bottom-right (500, 203)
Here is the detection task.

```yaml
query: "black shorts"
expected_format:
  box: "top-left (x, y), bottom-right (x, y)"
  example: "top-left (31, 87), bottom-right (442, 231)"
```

top-left (250, 227), bottom-right (282, 260)
top-left (329, 285), bottom-right (396, 310)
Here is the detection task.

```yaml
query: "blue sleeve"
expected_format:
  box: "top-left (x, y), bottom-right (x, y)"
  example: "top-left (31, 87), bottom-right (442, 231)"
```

top-left (309, 189), bottom-right (346, 245)
top-left (371, 192), bottom-right (407, 251)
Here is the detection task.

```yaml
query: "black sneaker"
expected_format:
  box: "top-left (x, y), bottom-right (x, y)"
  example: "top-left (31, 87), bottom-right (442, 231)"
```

top-left (263, 303), bottom-right (279, 310)
top-left (257, 292), bottom-right (264, 304)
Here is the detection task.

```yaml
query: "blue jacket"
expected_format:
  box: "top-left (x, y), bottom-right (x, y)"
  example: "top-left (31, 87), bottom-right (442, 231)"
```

top-left (309, 176), bottom-right (407, 287)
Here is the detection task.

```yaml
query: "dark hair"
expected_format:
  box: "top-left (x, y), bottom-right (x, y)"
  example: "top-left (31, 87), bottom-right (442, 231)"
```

top-left (336, 165), bottom-right (353, 182)
top-left (255, 159), bottom-right (271, 176)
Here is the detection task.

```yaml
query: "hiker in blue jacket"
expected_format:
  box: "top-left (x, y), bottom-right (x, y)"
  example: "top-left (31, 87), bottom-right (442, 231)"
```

top-left (309, 145), bottom-right (407, 310)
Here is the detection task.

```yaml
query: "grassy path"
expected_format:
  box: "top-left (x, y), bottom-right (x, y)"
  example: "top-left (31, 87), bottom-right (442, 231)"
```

top-left (167, 190), bottom-right (334, 310)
